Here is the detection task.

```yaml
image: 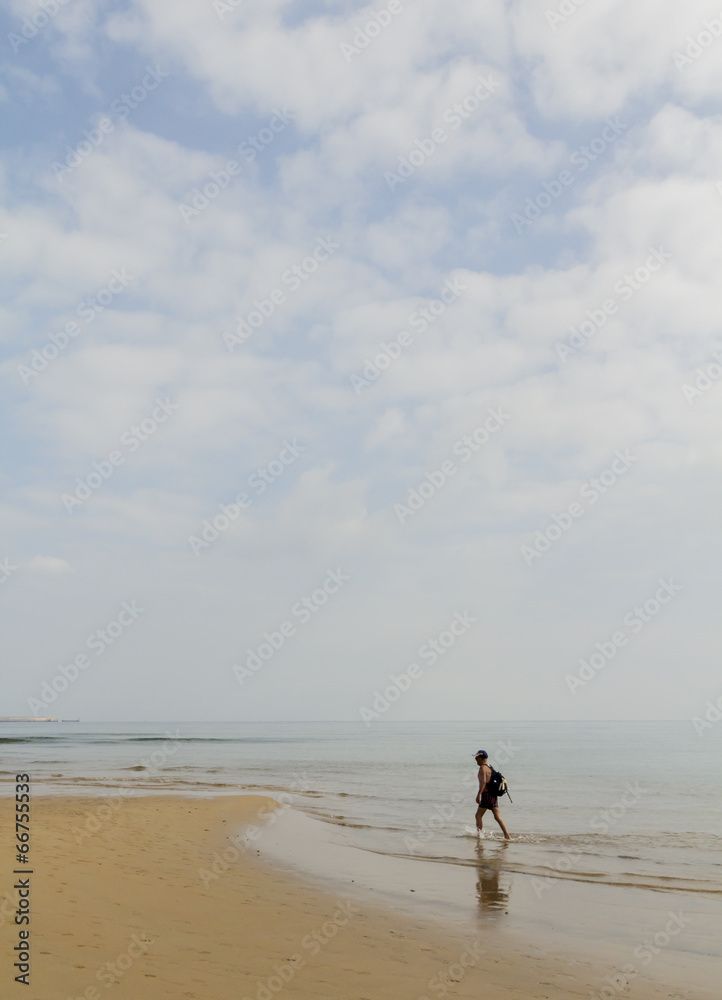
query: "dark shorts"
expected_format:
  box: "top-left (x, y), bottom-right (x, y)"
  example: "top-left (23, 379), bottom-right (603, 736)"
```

top-left (478, 790), bottom-right (498, 810)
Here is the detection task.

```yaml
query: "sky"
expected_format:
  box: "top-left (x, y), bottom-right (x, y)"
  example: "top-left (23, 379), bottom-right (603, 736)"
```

top-left (0, 0), bottom-right (720, 723)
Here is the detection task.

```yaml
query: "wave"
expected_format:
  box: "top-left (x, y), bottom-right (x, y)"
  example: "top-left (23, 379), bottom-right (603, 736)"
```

top-left (369, 845), bottom-right (722, 896)
top-left (0, 737), bottom-right (51, 744)
top-left (451, 828), bottom-right (722, 851)
top-left (306, 812), bottom-right (408, 833)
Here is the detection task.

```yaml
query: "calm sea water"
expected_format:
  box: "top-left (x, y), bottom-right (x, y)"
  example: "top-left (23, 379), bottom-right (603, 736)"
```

top-left (4, 719), bottom-right (719, 993)
top-left (2, 719), bottom-right (721, 898)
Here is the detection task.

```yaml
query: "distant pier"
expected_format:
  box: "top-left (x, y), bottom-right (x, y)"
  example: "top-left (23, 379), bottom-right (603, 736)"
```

top-left (0, 716), bottom-right (59, 722)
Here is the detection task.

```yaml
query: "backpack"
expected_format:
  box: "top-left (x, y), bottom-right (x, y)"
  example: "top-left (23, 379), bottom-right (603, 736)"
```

top-left (488, 767), bottom-right (512, 802)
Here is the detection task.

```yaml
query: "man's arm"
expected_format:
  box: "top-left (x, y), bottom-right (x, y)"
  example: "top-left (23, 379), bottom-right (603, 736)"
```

top-left (476, 766), bottom-right (487, 804)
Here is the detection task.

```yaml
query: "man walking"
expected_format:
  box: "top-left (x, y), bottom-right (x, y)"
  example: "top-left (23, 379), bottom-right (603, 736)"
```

top-left (474, 750), bottom-right (511, 840)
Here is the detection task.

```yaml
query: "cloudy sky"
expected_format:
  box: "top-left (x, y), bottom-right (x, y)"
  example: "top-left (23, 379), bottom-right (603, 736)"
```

top-left (1, 0), bottom-right (720, 722)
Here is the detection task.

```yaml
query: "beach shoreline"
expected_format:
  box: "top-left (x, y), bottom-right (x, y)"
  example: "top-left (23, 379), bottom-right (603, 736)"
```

top-left (1, 794), bottom-right (713, 1000)
top-left (251, 795), bottom-right (721, 998)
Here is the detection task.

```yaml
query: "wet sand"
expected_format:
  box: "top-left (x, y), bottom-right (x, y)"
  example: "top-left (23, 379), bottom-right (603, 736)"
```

top-left (0, 795), bottom-right (709, 999)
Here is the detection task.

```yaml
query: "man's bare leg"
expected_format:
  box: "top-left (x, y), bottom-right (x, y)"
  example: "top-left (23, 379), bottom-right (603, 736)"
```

top-left (491, 807), bottom-right (511, 840)
top-left (475, 807), bottom-right (486, 833)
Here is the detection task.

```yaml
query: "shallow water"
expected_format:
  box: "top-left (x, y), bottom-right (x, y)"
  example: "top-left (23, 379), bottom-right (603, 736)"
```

top-left (5, 719), bottom-right (720, 900)
top-left (4, 719), bottom-right (720, 993)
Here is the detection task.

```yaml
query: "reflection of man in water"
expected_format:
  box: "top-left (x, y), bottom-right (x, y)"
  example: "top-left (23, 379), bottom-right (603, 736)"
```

top-left (475, 841), bottom-right (510, 913)
top-left (474, 750), bottom-right (511, 839)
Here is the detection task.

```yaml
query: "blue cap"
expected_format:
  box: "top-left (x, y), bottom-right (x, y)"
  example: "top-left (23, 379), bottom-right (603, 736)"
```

top-left (474, 750), bottom-right (488, 758)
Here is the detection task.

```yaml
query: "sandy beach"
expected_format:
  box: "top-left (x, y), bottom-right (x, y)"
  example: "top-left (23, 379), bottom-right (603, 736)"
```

top-left (0, 794), bottom-right (705, 1000)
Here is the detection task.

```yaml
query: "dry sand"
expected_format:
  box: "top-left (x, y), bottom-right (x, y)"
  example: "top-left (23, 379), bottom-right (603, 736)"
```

top-left (0, 795), bottom-right (696, 999)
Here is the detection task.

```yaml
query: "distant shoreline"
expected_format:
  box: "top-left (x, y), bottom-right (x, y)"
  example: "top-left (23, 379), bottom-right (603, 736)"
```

top-left (0, 716), bottom-right (58, 722)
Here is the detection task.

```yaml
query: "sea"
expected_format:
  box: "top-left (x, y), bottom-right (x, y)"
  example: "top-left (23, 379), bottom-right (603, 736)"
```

top-left (2, 720), bottom-right (721, 994)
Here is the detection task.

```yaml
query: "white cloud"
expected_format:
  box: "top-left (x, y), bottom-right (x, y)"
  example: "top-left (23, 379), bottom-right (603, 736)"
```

top-left (1, 0), bottom-right (720, 721)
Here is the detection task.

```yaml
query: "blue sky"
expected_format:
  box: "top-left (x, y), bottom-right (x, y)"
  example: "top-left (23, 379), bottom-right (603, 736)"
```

top-left (1, 0), bottom-right (721, 722)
